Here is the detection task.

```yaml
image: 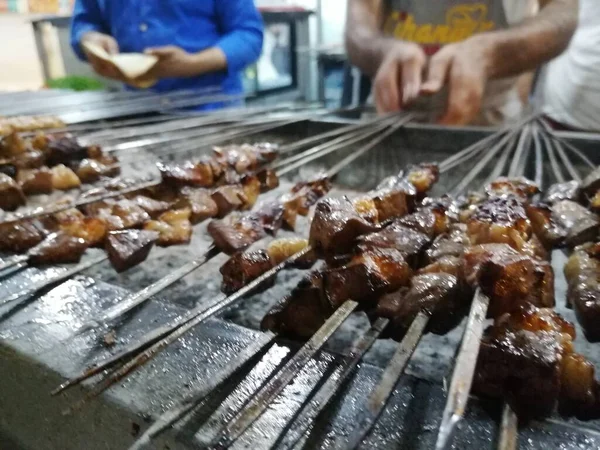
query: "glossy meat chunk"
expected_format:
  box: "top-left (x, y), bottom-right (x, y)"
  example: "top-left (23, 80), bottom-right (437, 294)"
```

top-left (552, 200), bottom-right (599, 247)
top-left (105, 229), bottom-right (159, 272)
top-left (463, 244), bottom-right (555, 318)
top-left (45, 137), bottom-right (88, 166)
top-left (143, 209), bottom-right (192, 246)
top-left (405, 163), bottom-right (439, 195)
top-left (544, 180), bottom-right (580, 203)
top-left (207, 213), bottom-right (266, 254)
top-left (466, 196), bottom-right (532, 251)
top-left (323, 248), bottom-right (413, 309)
top-left (241, 175), bottom-right (261, 208)
top-left (309, 197), bottom-right (379, 257)
top-left (220, 249), bottom-right (274, 294)
top-left (261, 272), bottom-right (334, 339)
top-left (0, 220), bottom-right (44, 252)
top-left (51, 164), bottom-right (81, 190)
top-left (526, 202), bottom-right (567, 248)
top-left (59, 216), bottom-right (107, 247)
top-left (425, 224), bottom-right (470, 262)
top-left (173, 187), bottom-right (217, 224)
top-left (129, 195), bottom-right (172, 219)
top-left (17, 168), bottom-right (53, 195)
top-left (76, 158), bottom-right (120, 183)
top-left (0, 173), bottom-right (26, 211)
top-left (28, 232), bottom-right (88, 265)
top-left (256, 168), bottom-right (279, 192)
top-left (485, 177), bottom-right (540, 200)
top-left (95, 199), bottom-right (151, 231)
top-left (564, 245), bottom-right (600, 341)
top-left (211, 185), bottom-right (245, 217)
top-left (374, 273), bottom-right (466, 340)
top-left (157, 160), bottom-right (215, 187)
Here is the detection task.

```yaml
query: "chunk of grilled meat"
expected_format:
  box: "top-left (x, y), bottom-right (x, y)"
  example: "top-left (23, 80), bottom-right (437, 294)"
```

top-left (16, 167), bottom-right (53, 195)
top-left (463, 244), bottom-right (554, 318)
top-left (0, 160), bottom-right (17, 178)
top-left (526, 202), bottom-right (567, 249)
top-left (75, 158), bottom-right (120, 183)
top-left (94, 199), bottom-right (151, 231)
top-left (551, 200), bottom-right (599, 247)
top-left (58, 216), bottom-right (107, 247)
top-left (143, 208), bottom-right (192, 247)
top-left (357, 221), bottom-right (430, 267)
top-left (7, 150), bottom-right (46, 170)
top-left (426, 223), bottom-right (470, 263)
top-left (0, 116), bottom-right (64, 134)
top-left (105, 229), bottom-right (159, 272)
top-left (544, 180), bottom-right (580, 203)
top-left (267, 238), bottom-right (314, 267)
top-left (212, 143), bottom-right (278, 174)
top-left (309, 196), bottom-right (379, 257)
top-left (485, 177), bottom-right (540, 201)
top-left (0, 219), bottom-right (45, 252)
top-left (129, 195), bottom-right (172, 219)
top-left (207, 213), bottom-right (266, 255)
top-left (45, 137), bottom-right (88, 166)
top-left (28, 232), bottom-right (88, 266)
top-left (256, 168), bottom-right (280, 192)
top-left (211, 185), bottom-right (246, 218)
top-left (157, 159), bottom-right (217, 188)
top-left (0, 132), bottom-right (28, 157)
top-left (262, 272), bottom-right (334, 339)
top-left (405, 163), bottom-right (439, 196)
top-left (0, 173), bottom-right (26, 211)
top-left (220, 249), bottom-right (274, 295)
top-left (564, 243), bottom-right (600, 341)
top-left (581, 166), bottom-right (600, 198)
top-left (467, 195), bottom-right (532, 252)
top-left (173, 187), bottom-right (218, 224)
top-left (475, 305), bottom-right (600, 420)
top-left (374, 273), bottom-right (466, 340)
top-left (50, 164), bottom-right (81, 190)
top-left (281, 175), bottom-right (332, 229)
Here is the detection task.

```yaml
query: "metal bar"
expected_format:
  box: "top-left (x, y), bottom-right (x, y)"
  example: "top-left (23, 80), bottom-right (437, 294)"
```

top-left (0, 255), bottom-right (29, 273)
top-left (210, 300), bottom-right (359, 449)
top-left (538, 121), bottom-right (581, 182)
top-left (127, 334), bottom-right (277, 450)
top-left (435, 288), bottom-right (490, 450)
top-left (484, 135), bottom-right (517, 186)
top-left (507, 126), bottom-right (531, 178)
top-left (0, 255), bottom-right (107, 307)
top-left (279, 318), bottom-right (389, 450)
top-left (498, 403), bottom-right (519, 450)
top-left (345, 312), bottom-right (430, 449)
top-left (532, 126), bottom-right (544, 187)
top-left (537, 118), bottom-right (595, 169)
top-left (53, 248), bottom-right (311, 396)
top-left (538, 127), bottom-right (565, 183)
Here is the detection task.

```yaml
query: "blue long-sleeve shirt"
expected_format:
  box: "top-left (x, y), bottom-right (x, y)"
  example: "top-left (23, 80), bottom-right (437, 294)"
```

top-left (70, 0), bottom-right (263, 108)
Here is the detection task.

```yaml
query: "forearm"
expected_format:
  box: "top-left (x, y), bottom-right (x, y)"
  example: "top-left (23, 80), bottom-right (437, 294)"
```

top-left (345, 0), bottom-right (393, 77)
top-left (190, 47), bottom-right (228, 75)
top-left (481, 0), bottom-right (578, 79)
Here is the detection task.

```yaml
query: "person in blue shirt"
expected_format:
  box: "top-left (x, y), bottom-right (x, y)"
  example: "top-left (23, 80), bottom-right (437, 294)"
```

top-left (70, 0), bottom-right (264, 109)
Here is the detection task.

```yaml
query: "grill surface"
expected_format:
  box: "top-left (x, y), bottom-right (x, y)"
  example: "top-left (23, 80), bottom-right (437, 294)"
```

top-left (1, 120), bottom-right (599, 450)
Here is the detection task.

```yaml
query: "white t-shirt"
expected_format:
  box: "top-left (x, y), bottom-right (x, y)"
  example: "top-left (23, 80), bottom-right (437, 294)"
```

top-left (543, 0), bottom-right (600, 130)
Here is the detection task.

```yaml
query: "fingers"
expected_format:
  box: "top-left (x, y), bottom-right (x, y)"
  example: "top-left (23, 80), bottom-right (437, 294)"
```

top-left (145, 46), bottom-right (176, 57)
top-left (438, 64), bottom-right (484, 126)
top-left (400, 53), bottom-right (425, 105)
top-left (103, 37), bottom-right (119, 55)
top-left (374, 60), bottom-right (400, 114)
top-left (421, 46), bottom-right (453, 95)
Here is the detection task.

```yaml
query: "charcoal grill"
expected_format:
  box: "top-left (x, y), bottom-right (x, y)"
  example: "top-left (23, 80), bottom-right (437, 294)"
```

top-left (0, 115), bottom-right (599, 450)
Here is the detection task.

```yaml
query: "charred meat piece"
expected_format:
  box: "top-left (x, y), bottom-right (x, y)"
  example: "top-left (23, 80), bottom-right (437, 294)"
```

top-left (144, 209), bottom-right (192, 247)
top-left (281, 175), bottom-right (333, 229)
top-left (157, 159), bottom-right (215, 188)
top-left (0, 132), bottom-right (27, 157)
top-left (485, 177), bottom-right (540, 201)
top-left (213, 143), bottom-right (278, 173)
top-left (51, 164), bottom-right (81, 190)
top-left (323, 247), bottom-right (413, 310)
top-left (356, 221), bottom-right (430, 267)
top-left (405, 163), bottom-right (439, 195)
top-left (262, 272), bottom-right (334, 340)
top-left (129, 195), bottom-right (172, 219)
top-left (105, 229), bottom-right (159, 272)
top-left (45, 137), bottom-right (88, 166)
top-left (466, 195), bottom-right (532, 252)
top-left (418, 255), bottom-right (463, 278)
top-left (28, 232), bottom-right (88, 266)
top-left (207, 213), bottom-right (266, 255)
top-left (95, 199), bottom-right (151, 231)
top-left (581, 166), bottom-right (600, 198)
top-left (545, 180), bottom-right (580, 203)
top-left (220, 249), bottom-right (274, 295)
top-left (309, 197), bottom-right (379, 257)
top-left (0, 219), bottom-right (45, 252)
top-left (426, 224), bottom-right (470, 262)
top-left (59, 216), bottom-right (107, 247)
top-left (241, 175), bottom-right (261, 208)
top-left (211, 185), bottom-right (246, 217)
top-left (253, 201), bottom-right (285, 235)
top-left (12, 150), bottom-right (46, 170)
top-left (0, 160), bottom-right (17, 178)
top-left (75, 158), bottom-right (120, 183)
top-left (256, 168), bottom-right (279, 192)
top-left (526, 202), bottom-right (567, 249)
top-left (551, 200), bottom-right (599, 247)
top-left (17, 168), bottom-right (53, 195)
top-left (374, 273), bottom-right (466, 341)
top-left (463, 244), bottom-right (555, 318)
top-left (173, 187), bottom-right (217, 224)
top-left (0, 173), bottom-right (26, 211)
top-left (564, 244), bottom-right (600, 341)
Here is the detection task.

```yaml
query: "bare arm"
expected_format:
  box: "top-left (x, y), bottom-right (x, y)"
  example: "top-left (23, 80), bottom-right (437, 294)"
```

top-left (345, 0), bottom-right (389, 77)
top-left (483, 0), bottom-right (578, 79)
